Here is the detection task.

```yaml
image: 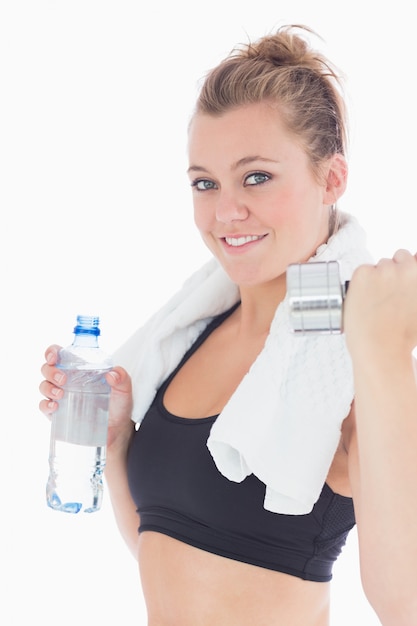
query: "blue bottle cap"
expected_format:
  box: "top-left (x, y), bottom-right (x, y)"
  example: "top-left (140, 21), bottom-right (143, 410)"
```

top-left (73, 315), bottom-right (101, 336)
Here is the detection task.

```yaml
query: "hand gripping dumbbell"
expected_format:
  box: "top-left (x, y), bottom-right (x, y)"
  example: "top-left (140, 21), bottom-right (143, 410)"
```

top-left (286, 261), bottom-right (350, 334)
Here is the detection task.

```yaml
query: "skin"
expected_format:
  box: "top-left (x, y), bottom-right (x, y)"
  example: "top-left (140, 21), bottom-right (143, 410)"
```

top-left (40, 102), bottom-right (417, 625)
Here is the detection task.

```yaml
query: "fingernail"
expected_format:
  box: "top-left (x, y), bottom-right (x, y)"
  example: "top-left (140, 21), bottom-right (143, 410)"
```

top-left (53, 372), bottom-right (65, 385)
top-left (46, 352), bottom-right (55, 364)
top-left (108, 370), bottom-right (120, 383)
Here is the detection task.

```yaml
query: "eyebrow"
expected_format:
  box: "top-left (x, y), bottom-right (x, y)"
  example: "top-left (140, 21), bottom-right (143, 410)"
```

top-left (187, 155), bottom-right (279, 174)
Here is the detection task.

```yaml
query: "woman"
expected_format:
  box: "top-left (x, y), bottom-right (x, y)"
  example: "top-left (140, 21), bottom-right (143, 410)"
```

top-left (40, 26), bottom-right (417, 625)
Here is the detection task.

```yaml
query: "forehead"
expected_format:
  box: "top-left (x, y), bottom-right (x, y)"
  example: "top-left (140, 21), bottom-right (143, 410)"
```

top-left (188, 102), bottom-right (303, 166)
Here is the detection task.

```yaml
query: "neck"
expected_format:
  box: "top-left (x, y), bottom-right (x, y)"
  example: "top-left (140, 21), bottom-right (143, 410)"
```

top-left (235, 275), bottom-right (287, 337)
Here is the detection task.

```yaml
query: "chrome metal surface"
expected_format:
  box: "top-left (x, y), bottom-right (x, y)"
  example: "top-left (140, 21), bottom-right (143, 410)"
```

top-left (287, 261), bottom-right (345, 334)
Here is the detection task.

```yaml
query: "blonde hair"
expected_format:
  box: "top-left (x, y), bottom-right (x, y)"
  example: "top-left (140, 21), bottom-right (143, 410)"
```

top-left (195, 25), bottom-right (347, 182)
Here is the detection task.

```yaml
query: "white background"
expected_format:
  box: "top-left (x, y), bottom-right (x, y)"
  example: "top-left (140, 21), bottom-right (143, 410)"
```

top-left (1, 1), bottom-right (415, 624)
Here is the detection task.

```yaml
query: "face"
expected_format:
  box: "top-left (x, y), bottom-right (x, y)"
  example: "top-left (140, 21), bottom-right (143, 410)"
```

top-left (187, 102), bottom-right (344, 289)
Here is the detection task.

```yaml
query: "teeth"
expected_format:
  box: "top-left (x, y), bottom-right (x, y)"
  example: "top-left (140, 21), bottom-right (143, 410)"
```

top-left (225, 235), bottom-right (263, 247)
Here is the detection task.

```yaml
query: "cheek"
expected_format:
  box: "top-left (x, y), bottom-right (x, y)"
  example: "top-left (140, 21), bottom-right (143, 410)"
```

top-left (193, 204), bottom-right (204, 230)
top-left (271, 180), bottom-right (323, 225)
top-left (193, 197), bottom-right (215, 233)
top-left (265, 187), bottom-right (303, 229)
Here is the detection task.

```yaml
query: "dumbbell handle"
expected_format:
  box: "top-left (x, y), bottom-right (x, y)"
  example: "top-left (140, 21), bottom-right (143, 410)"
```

top-left (286, 261), bottom-right (350, 334)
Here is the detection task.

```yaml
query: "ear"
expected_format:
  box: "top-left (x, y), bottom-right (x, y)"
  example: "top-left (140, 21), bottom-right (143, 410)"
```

top-left (323, 154), bottom-right (348, 204)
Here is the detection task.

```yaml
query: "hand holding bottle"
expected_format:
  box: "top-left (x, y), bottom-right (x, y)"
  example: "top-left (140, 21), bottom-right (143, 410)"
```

top-left (40, 349), bottom-right (134, 454)
top-left (40, 316), bottom-right (134, 514)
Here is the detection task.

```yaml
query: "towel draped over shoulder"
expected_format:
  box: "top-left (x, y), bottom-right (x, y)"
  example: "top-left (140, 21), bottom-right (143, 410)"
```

top-left (114, 213), bottom-right (373, 514)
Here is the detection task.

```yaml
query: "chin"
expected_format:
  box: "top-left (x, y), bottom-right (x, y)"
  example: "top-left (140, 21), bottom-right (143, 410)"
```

top-left (222, 266), bottom-right (279, 289)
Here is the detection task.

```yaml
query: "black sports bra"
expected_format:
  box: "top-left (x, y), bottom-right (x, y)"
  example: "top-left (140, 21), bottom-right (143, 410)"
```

top-left (127, 307), bottom-right (356, 583)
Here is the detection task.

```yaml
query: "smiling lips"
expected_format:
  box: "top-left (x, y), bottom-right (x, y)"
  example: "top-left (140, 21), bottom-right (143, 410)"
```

top-left (224, 235), bottom-right (266, 247)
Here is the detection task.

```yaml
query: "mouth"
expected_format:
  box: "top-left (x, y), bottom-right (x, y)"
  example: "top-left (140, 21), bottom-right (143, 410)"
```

top-left (223, 234), bottom-right (266, 247)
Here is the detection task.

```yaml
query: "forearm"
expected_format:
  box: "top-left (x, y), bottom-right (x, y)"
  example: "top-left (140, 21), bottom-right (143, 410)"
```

top-left (100, 367), bottom-right (140, 558)
top-left (350, 351), bottom-right (417, 622)
top-left (105, 451), bottom-right (140, 560)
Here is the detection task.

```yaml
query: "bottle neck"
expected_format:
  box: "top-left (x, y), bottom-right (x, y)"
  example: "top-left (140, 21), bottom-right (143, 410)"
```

top-left (72, 333), bottom-right (100, 348)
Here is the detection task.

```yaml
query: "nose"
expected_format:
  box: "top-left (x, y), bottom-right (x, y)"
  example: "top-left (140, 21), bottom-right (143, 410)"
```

top-left (215, 189), bottom-right (249, 223)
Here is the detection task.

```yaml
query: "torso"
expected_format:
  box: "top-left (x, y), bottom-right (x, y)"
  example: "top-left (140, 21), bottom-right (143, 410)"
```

top-left (134, 305), bottom-right (355, 626)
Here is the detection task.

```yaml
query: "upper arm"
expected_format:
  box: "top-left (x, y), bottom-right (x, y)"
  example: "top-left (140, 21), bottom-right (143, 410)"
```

top-left (342, 402), bottom-right (361, 511)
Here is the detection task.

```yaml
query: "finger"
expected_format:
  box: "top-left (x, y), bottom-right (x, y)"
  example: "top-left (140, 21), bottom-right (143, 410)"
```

top-left (375, 257), bottom-right (392, 267)
top-left (39, 379), bottom-right (64, 401)
top-left (106, 366), bottom-right (132, 393)
top-left (45, 345), bottom-right (62, 366)
top-left (106, 367), bottom-right (133, 419)
top-left (39, 398), bottom-right (56, 419)
top-left (40, 362), bottom-right (66, 385)
top-left (393, 248), bottom-right (414, 263)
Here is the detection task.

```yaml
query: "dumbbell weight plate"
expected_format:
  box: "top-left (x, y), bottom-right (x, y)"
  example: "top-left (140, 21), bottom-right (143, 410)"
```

top-left (286, 261), bottom-right (345, 334)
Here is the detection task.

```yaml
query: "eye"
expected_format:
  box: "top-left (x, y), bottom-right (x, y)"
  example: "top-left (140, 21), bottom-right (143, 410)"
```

top-left (245, 172), bottom-right (271, 186)
top-left (191, 179), bottom-right (218, 191)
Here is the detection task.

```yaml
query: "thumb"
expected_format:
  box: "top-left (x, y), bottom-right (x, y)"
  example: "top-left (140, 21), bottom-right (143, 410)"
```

top-left (106, 366), bottom-right (132, 394)
top-left (106, 366), bottom-right (133, 416)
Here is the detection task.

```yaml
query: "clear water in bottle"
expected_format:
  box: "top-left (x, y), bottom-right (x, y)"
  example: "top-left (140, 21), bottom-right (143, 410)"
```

top-left (46, 316), bottom-right (112, 514)
top-left (47, 381), bottom-right (110, 513)
top-left (47, 439), bottom-right (106, 514)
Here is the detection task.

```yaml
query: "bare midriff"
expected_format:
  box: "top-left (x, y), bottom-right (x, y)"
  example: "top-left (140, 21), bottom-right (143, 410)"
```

top-left (137, 531), bottom-right (331, 626)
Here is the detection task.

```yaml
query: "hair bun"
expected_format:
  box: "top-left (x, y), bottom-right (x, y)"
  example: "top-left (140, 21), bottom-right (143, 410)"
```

top-left (196, 24), bottom-right (347, 161)
top-left (243, 25), bottom-right (311, 67)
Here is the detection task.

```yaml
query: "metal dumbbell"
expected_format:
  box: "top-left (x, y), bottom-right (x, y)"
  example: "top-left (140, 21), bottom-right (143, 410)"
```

top-left (286, 261), bottom-right (350, 334)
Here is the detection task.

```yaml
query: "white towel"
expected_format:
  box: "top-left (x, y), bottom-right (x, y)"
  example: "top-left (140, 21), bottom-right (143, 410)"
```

top-left (114, 213), bottom-right (373, 515)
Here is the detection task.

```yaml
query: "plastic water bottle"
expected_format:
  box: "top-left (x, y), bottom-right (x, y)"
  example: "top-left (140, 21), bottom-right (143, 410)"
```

top-left (46, 315), bottom-right (112, 513)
